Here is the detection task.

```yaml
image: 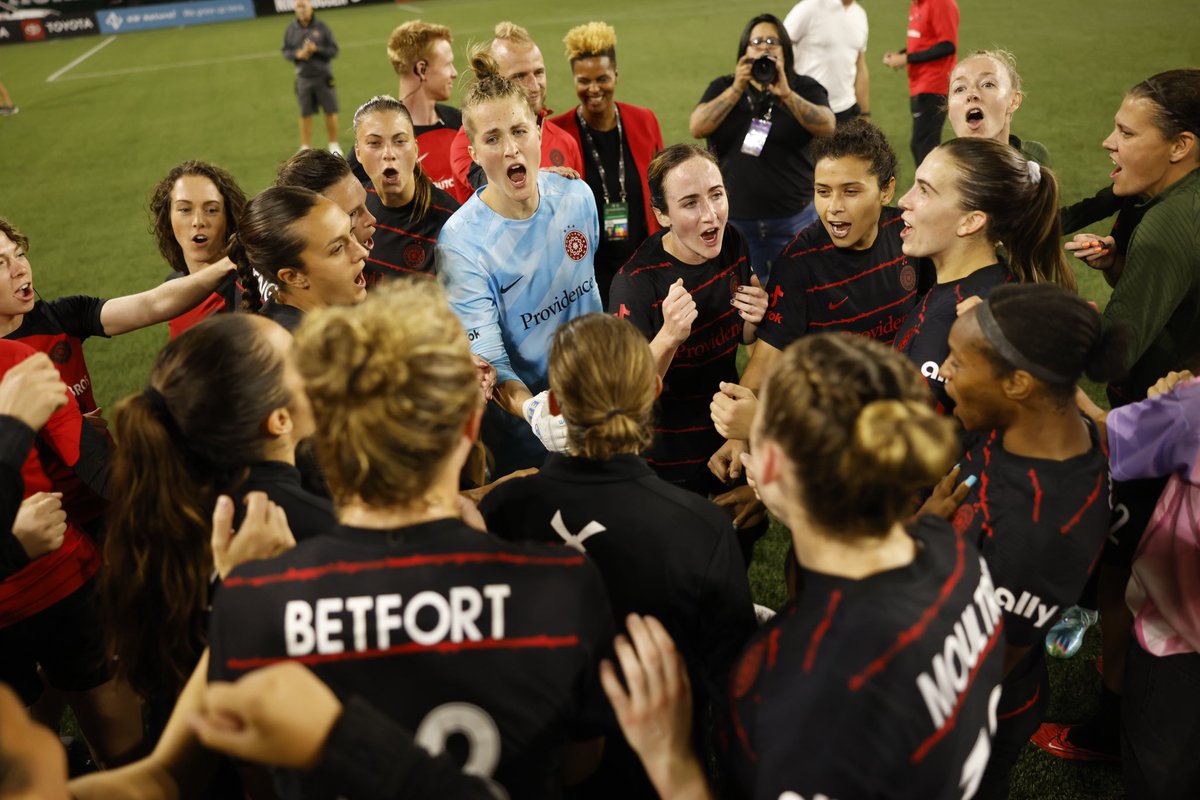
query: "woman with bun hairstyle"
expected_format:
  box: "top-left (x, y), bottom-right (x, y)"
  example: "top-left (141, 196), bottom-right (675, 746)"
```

top-left (207, 280), bottom-right (614, 798)
top-left (149, 160), bottom-right (247, 339)
top-left (892, 136), bottom-right (1075, 415)
top-left (352, 95), bottom-right (459, 281)
top-left (479, 312), bottom-right (755, 797)
top-left (437, 48), bottom-right (602, 476)
top-left (231, 186), bottom-right (369, 332)
top-left (550, 22), bottom-right (663, 305)
top-left (101, 313), bottom-right (326, 736)
top-left (600, 333), bottom-right (1005, 799)
top-left (940, 283), bottom-right (1128, 796)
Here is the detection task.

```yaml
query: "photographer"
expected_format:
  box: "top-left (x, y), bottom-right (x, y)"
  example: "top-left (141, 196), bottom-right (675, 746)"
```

top-left (689, 13), bottom-right (834, 281)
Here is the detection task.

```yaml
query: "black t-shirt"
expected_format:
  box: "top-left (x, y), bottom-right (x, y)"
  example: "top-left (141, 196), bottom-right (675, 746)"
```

top-left (208, 519), bottom-right (614, 799)
top-left (225, 461), bottom-right (335, 543)
top-left (576, 112), bottom-right (649, 299)
top-left (723, 515), bottom-right (1005, 800)
top-left (258, 299), bottom-right (303, 332)
top-left (953, 424), bottom-right (1111, 648)
top-left (760, 207), bottom-right (917, 348)
top-left (699, 74), bottom-right (831, 219)
top-left (607, 227), bottom-right (752, 492)
top-left (364, 185), bottom-right (459, 283)
top-left (6, 296), bottom-right (108, 414)
top-left (893, 263), bottom-right (1010, 414)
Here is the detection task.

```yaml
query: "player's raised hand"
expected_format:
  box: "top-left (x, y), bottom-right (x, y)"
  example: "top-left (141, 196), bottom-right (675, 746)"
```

top-left (1148, 370), bottom-right (1195, 399)
top-left (710, 382), bottom-right (757, 441)
top-left (211, 493), bottom-right (296, 580)
top-left (0, 353), bottom-right (69, 431)
top-left (731, 275), bottom-right (768, 325)
top-left (12, 492), bottom-right (67, 560)
top-left (708, 438), bottom-right (747, 482)
top-left (913, 464), bottom-right (976, 521)
top-left (1065, 233), bottom-right (1116, 271)
top-left (471, 353), bottom-right (497, 402)
top-left (660, 279), bottom-right (698, 346)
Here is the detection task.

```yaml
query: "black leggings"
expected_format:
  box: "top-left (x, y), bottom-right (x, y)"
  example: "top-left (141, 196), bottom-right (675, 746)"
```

top-left (910, 93), bottom-right (947, 167)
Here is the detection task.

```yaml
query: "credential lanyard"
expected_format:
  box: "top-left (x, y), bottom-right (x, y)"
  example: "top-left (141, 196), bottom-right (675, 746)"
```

top-left (576, 106), bottom-right (627, 205)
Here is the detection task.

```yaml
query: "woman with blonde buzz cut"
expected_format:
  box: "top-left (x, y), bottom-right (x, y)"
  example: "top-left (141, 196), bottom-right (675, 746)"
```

top-left (551, 21), bottom-right (663, 306)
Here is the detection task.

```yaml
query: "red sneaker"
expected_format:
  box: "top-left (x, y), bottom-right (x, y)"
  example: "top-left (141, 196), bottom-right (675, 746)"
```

top-left (1031, 723), bottom-right (1120, 763)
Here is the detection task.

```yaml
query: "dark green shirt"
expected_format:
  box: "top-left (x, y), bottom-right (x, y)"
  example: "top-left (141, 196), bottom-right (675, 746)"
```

top-left (1104, 168), bottom-right (1200, 404)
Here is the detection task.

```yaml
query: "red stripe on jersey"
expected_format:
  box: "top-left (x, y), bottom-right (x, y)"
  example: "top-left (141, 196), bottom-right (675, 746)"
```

top-left (645, 456), bottom-right (709, 467)
top-left (373, 222), bottom-right (439, 245)
top-left (979, 471), bottom-right (993, 539)
top-left (688, 306), bottom-right (739, 336)
top-left (1028, 469), bottom-right (1043, 523)
top-left (909, 623), bottom-right (1004, 764)
top-left (849, 528), bottom-right (967, 691)
top-left (803, 589), bottom-right (841, 673)
top-left (653, 425), bottom-right (712, 434)
top-left (808, 292), bottom-right (916, 328)
top-left (766, 626), bottom-right (782, 670)
top-left (626, 260), bottom-right (674, 277)
top-left (689, 262), bottom-right (741, 297)
top-left (1059, 472), bottom-right (1104, 535)
top-left (729, 701), bottom-right (758, 763)
top-left (225, 634), bottom-right (581, 671)
top-left (782, 241), bottom-right (834, 259)
top-left (997, 682), bottom-right (1041, 721)
top-left (365, 257), bottom-right (434, 277)
top-left (223, 552), bottom-right (586, 589)
top-left (806, 255), bottom-right (907, 293)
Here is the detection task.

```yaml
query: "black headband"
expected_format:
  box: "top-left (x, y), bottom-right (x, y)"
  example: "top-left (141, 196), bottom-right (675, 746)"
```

top-left (975, 300), bottom-right (1075, 385)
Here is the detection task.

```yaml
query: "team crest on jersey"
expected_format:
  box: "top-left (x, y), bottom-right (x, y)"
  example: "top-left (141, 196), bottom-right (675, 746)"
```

top-left (48, 340), bottom-right (72, 364)
top-left (564, 229), bottom-right (588, 262)
top-left (549, 148), bottom-right (565, 166)
top-left (403, 243), bottom-right (427, 269)
top-left (953, 503), bottom-right (975, 535)
top-left (900, 262), bottom-right (917, 292)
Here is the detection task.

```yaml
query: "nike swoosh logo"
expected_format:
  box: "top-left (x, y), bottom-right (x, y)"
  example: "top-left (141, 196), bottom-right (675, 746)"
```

top-left (500, 277), bottom-right (522, 294)
top-left (828, 297), bottom-right (848, 310)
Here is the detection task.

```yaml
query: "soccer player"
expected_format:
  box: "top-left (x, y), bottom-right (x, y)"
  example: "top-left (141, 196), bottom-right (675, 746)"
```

top-left (882, 0), bottom-right (959, 166)
top-left (783, 0), bottom-right (871, 124)
top-left (275, 147), bottom-right (378, 255)
top-left (437, 49), bottom-right (602, 475)
top-left (447, 22), bottom-right (583, 203)
top-left (479, 312), bottom-right (756, 795)
top-left (608, 144), bottom-right (766, 503)
top-left (550, 21), bottom-right (665, 306)
top-left (940, 284), bottom-right (1128, 797)
top-left (948, 49), bottom-right (1050, 165)
top-left (148, 160), bottom-right (247, 339)
top-left (282, 0), bottom-right (341, 154)
top-left (207, 280), bottom-right (614, 798)
top-left (708, 119), bottom-right (916, 482)
top-left (891, 137), bottom-right (1074, 415)
top-left (601, 334), bottom-right (1005, 800)
top-left (232, 187), bottom-right (369, 332)
top-left (100, 313), bottom-right (327, 742)
top-left (352, 95), bottom-right (459, 281)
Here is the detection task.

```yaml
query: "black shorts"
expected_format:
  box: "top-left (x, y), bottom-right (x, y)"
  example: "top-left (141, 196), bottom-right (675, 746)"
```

top-left (1101, 475), bottom-right (1169, 569)
top-left (296, 75), bottom-right (338, 116)
top-left (0, 578), bottom-right (112, 706)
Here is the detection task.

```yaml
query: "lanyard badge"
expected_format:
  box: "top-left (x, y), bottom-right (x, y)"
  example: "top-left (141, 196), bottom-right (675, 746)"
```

top-left (578, 107), bottom-right (629, 240)
top-left (741, 117), bottom-right (772, 157)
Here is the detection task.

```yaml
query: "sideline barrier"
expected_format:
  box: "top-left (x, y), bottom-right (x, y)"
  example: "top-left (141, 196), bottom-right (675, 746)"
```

top-left (252, 0), bottom-right (391, 15)
top-left (1, 11), bottom-right (98, 43)
top-left (96, 0), bottom-right (254, 34)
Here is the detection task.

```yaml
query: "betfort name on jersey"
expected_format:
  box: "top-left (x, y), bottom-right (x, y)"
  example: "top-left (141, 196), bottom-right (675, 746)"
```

top-left (284, 583), bottom-right (512, 656)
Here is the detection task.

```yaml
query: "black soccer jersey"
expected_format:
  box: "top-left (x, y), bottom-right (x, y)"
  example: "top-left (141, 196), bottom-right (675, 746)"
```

top-left (5, 296), bottom-right (107, 414)
top-left (893, 263), bottom-right (1010, 414)
top-left (607, 227), bottom-right (752, 492)
top-left (208, 519), bottom-right (614, 799)
top-left (364, 186), bottom-right (459, 283)
top-left (225, 461), bottom-right (335, 543)
top-left (759, 207), bottom-right (917, 348)
top-left (723, 515), bottom-right (1005, 800)
top-left (258, 299), bottom-right (303, 333)
top-left (953, 424), bottom-right (1111, 648)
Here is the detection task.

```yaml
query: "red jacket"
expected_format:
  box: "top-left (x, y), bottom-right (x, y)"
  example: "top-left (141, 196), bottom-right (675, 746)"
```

top-left (448, 113), bottom-right (584, 204)
top-left (550, 102), bottom-right (664, 236)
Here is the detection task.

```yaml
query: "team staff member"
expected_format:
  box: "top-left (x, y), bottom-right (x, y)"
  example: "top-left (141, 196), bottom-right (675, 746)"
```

top-left (233, 187), bottom-right (369, 333)
top-left (608, 145), bottom-right (765, 498)
top-left (600, 335), bottom-right (1005, 800)
top-left (883, 0), bottom-right (959, 166)
top-left (209, 281), bottom-right (614, 799)
top-left (784, 0), bottom-right (871, 124)
top-left (438, 49), bottom-right (601, 475)
top-left (283, 0), bottom-right (341, 155)
top-left (447, 22), bottom-right (583, 203)
top-left (148, 160), bottom-right (247, 339)
top-left (891, 138), bottom-right (1074, 415)
top-left (941, 285), bottom-right (1127, 797)
top-left (480, 313), bottom-right (756, 797)
top-left (550, 22), bottom-right (663, 306)
top-left (353, 95), bottom-right (459, 280)
top-left (708, 120), bottom-right (916, 478)
top-left (691, 14), bottom-right (834, 282)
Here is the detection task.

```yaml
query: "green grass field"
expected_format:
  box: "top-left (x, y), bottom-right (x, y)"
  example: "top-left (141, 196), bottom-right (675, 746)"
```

top-left (2, 0), bottom-right (1197, 796)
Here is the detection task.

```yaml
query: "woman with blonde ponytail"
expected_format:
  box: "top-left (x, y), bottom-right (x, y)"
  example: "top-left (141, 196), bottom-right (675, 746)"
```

top-left (480, 311), bottom-right (755, 796)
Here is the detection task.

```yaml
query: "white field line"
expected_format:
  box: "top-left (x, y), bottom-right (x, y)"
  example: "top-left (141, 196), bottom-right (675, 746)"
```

top-left (46, 35), bottom-right (117, 82)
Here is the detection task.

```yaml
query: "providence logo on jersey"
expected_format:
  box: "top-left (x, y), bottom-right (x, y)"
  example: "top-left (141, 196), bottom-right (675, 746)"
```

top-left (519, 278), bottom-right (596, 330)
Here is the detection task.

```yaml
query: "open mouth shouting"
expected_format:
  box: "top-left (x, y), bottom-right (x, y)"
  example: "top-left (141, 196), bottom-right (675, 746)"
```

top-left (381, 167), bottom-right (402, 187)
top-left (964, 107), bottom-right (985, 132)
top-left (827, 220), bottom-right (853, 240)
top-left (191, 233), bottom-right (210, 249)
top-left (899, 219), bottom-right (913, 241)
top-left (699, 225), bottom-right (721, 249)
top-left (353, 270), bottom-right (367, 289)
top-left (15, 282), bottom-right (33, 302)
top-left (1109, 156), bottom-right (1122, 181)
top-left (507, 163), bottom-right (529, 189)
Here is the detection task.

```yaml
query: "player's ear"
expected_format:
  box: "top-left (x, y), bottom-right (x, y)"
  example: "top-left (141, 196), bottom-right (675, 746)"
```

top-left (276, 266), bottom-right (307, 290)
top-left (880, 175), bottom-right (896, 206)
top-left (467, 143), bottom-right (478, 165)
top-left (1002, 370), bottom-right (1036, 402)
top-left (957, 209), bottom-right (987, 239)
top-left (651, 204), bottom-right (671, 229)
top-left (263, 406), bottom-right (293, 438)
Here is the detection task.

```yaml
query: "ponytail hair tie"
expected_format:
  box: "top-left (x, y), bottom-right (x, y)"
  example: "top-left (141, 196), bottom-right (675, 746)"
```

top-left (1026, 159), bottom-right (1042, 186)
top-left (604, 408), bottom-right (625, 421)
top-left (143, 386), bottom-right (186, 441)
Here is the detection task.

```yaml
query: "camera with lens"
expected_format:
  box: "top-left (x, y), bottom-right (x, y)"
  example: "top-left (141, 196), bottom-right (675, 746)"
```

top-left (751, 54), bottom-right (777, 85)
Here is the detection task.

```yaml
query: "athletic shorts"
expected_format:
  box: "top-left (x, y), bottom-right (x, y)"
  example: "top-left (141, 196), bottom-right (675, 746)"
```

top-left (0, 578), bottom-right (112, 706)
top-left (296, 76), bottom-right (338, 116)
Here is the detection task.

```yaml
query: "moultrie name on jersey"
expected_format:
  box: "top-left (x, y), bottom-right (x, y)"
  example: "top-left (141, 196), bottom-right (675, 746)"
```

top-left (285, 584), bottom-right (512, 656)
